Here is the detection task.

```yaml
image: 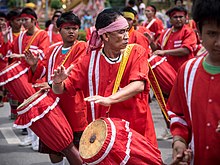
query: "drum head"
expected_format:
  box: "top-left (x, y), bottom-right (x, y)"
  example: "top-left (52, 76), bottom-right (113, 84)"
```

top-left (79, 119), bottom-right (107, 159)
top-left (17, 89), bottom-right (44, 109)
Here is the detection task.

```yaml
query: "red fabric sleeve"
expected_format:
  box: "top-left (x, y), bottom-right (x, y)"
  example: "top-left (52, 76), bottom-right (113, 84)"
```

top-left (167, 64), bottom-right (192, 144)
top-left (181, 27), bottom-right (197, 53)
top-left (128, 45), bottom-right (150, 92)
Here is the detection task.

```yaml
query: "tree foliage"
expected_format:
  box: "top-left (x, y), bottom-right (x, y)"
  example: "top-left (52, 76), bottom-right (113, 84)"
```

top-left (50, 0), bottom-right (63, 10)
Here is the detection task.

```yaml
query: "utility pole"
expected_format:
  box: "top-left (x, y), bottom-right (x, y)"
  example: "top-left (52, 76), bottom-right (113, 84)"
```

top-left (45, 0), bottom-right (49, 21)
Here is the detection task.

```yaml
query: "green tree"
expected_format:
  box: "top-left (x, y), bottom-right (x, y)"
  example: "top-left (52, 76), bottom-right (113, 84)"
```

top-left (109, 0), bottom-right (125, 9)
top-left (50, 0), bottom-right (63, 10)
top-left (7, 0), bottom-right (17, 8)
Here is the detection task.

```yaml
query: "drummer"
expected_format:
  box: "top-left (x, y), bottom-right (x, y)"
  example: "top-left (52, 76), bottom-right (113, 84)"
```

top-left (52, 8), bottom-right (158, 148)
top-left (5, 9), bottom-right (23, 120)
top-left (1, 7), bottom-right (50, 64)
top-left (25, 11), bottom-right (88, 165)
top-left (148, 6), bottom-right (197, 72)
top-left (0, 7), bottom-right (50, 151)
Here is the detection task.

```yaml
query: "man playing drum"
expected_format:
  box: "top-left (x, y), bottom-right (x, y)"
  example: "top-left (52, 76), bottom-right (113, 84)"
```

top-left (0, 8), bottom-right (49, 149)
top-left (25, 11), bottom-right (88, 165)
top-left (52, 8), bottom-right (158, 151)
top-left (148, 6), bottom-right (197, 72)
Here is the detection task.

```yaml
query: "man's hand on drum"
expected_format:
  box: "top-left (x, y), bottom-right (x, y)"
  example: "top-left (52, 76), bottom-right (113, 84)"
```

top-left (52, 65), bottom-right (74, 84)
top-left (171, 139), bottom-right (192, 165)
top-left (24, 49), bottom-right (39, 66)
top-left (84, 95), bottom-right (112, 107)
top-left (152, 50), bottom-right (166, 56)
top-left (32, 82), bottom-right (50, 90)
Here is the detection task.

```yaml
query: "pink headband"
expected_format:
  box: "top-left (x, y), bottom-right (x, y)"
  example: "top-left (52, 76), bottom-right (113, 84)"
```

top-left (88, 16), bottom-right (128, 51)
top-left (97, 16), bottom-right (128, 35)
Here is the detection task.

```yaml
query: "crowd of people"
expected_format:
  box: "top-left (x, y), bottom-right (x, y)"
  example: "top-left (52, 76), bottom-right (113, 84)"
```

top-left (0, 0), bottom-right (220, 164)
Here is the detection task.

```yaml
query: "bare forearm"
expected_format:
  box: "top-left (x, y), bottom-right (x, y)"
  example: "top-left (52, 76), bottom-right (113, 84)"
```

top-left (164, 47), bottom-right (190, 56)
top-left (149, 42), bottom-right (158, 52)
top-left (108, 81), bottom-right (145, 104)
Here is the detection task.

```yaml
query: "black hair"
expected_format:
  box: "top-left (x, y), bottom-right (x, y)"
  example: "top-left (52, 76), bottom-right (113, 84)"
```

top-left (56, 11), bottom-right (81, 28)
top-left (7, 9), bottom-right (21, 21)
top-left (128, 0), bottom-right (136, 6)
top-left (121, 6), bottom-right (137, 16)
top-left (174, 0), bottom-right (183, 5)
top-left (166, 6), bottom-right (187, 17)
top-left (0, 12), bottom-right (6, 19)
top-left (45, 19), bottom-right (52, 29)
top-left (95, 8), bottom-right (122, 31)
top-left (52, 10), bottom-right (62, 21)
top-left (192, 0), bottom-right (220, 32)
top-left (21, 7), bottom-right (37, 20)
top-left (148, 5), bottom-right (157, 14)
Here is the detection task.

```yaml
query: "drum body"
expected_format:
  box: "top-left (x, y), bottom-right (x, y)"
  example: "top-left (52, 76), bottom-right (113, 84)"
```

top-left (79, 118), bottom-right (162, 165)
top-left (0, 61), bottom-right (36, 102)
top-left (14, 89), bottom-right (73, 152)
top-left (148, 55), bottom-right (177, 95)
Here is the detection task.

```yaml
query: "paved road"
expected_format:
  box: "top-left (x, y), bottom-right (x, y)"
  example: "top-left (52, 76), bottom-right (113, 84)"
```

top-left (0, 100), bottom-right (172, 165)
top-left (150, 99), bottom-right (172, 164)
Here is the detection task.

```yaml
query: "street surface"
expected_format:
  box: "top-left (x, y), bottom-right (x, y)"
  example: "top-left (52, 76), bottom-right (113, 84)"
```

top-left (0, 99), bottom-right (172, 165)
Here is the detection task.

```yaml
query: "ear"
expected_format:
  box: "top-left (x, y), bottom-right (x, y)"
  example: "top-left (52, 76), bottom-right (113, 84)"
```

top-left (102, 33), bottom-right (109, 42)
top-left (196, 22), bottom-right (202, 40)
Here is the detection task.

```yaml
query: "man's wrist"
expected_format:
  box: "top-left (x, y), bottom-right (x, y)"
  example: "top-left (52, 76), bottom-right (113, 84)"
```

top-left (53, 81), bottom-right (63, 85)
top-left (172, 136), bottom-right (187, 148)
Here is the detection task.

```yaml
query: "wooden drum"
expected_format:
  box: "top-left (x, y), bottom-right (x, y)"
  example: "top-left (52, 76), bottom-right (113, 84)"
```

top-left (0, 61), bottom-right (36, 102)
top-left (14, 89), bottom-right (73, 152)
top-left (148, 55), bottom-right (177, 95)
top-left (79, 118), bottom-right (162, 165)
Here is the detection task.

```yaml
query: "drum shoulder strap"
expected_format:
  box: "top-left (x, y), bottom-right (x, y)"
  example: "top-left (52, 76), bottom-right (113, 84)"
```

top-left (112, 44), bottom-right (135, 94)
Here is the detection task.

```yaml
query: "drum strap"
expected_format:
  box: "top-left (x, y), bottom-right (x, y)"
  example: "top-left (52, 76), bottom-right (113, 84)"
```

top-left (148, 62), bottom-right (170, 122)
top-left (146, 18), bottom-right (156, 29)
top-left (112, 44), bottom-right (134, 94)
top-left (24, 30), bottom-right (43, 52)
top-left (161, 27), bottom-right (173, 49)
top-left (61, 41), bottom-right (83, 65)
top-left (106, 44), bottom-right (134, 116)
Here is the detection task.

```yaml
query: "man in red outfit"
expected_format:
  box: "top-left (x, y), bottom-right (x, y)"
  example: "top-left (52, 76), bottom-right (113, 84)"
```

top-left (142, 5), bottom-right (164, 42)
top-left (168, 0), bottom-right (220, 164)
top-left (149, 6), bottom-right (197, 72)
top-left (46, 10), bottom-right (62, 45)
top-left (26, 11), bottom-right (88, 165)
top-left (52, 9), bottom-right (158, 149)
top-left (122, 6), bottom-right (151, 57)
